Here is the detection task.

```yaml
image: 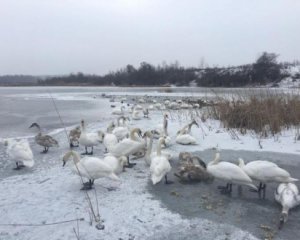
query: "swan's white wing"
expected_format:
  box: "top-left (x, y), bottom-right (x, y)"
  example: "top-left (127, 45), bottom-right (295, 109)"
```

top-left (110, 139), bottom-right (144, 157)
top-left (176, 134), bottom-right (197, 145)
top-left (208, 162), bottom-right (252, 183)
top-left (150, 156), bottom-right (171, 184)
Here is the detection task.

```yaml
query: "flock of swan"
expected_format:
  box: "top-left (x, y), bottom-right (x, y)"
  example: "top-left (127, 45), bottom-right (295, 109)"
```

top-left (2, 96), bottom-right (300, 229)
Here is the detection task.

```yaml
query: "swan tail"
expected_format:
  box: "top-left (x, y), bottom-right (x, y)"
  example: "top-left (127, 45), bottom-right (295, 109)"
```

top-left (108, 172), bottom-right (120, 181)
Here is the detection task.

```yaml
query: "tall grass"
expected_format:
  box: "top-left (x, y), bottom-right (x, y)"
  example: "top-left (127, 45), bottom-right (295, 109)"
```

top-left (208, 89), bottom-right (300, 137)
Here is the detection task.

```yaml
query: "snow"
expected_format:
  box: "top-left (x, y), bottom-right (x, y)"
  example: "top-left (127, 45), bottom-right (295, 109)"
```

top-left (1, 89), bottom-right (300, 239)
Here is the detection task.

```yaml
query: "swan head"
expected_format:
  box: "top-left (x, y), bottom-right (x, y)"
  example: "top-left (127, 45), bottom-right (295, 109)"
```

top-left (132, 128), bottom-right (142, 137)
top-left (164, 113), bottom-right (169, 119)
top-left (279, 212), bottom-right (288, 229)
top-left (62, 151), bottom-right (79, 166)
top-left (29, 122), bottom-right (41, 130)
top-left (143, 131), bottom-right (152, 139)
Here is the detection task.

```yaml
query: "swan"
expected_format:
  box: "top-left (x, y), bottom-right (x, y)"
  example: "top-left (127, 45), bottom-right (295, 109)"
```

top-left (62, 151), bottom-right (119, 190)
top-left (152, 113), bottom-right (171, 147)
top-left (275, 183), bottom-right (300, 229)
top-left (179, 152), bottom-right (206, 169)
top-left (112, 116), bottom-right (130, 141)
top-left (29, 123), bottom-right (59, 153)
top-left (176, 133), bottom-right (197, 145)
top-left (132, 109), bottom-right (142, 120)
top-left (69, 126), bottom-right (81, 148)
top-left (103, 155), bottom-right (128, 174)
top-left (239, 159), bottom-right (298, 197)
top-left (177, 120), bottom-right (199, 135)
top-left (207, 153), bottom-right (257, 194)
top-left (175, 158), bottom-right (213, 183)
top-left (78, 120), bottom-right (102, 155)
top-left (143, 131), bottom-right (172, 166)
top-left (98, 131), bottom-right (118, 153)
top-left (4, 139), bottom-right (34, 170)
top-left (109, 128), bottom-right (145, 168)
top-left (112, 106), bottom-right (125, 115)
top-left (150, 137), bottom-right (173, 185)
top-left (175, 120), bottom-right (198, 145)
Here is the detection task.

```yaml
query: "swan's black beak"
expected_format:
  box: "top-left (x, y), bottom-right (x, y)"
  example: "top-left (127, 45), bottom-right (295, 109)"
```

top-left (62, 160), bottom-right (66, 167)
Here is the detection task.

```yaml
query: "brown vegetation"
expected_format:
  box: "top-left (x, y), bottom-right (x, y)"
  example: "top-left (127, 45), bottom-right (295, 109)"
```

top-left (209, 91), bottom-right (300, 136)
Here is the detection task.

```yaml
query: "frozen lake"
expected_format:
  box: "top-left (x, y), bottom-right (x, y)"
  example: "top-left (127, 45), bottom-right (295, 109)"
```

top-left (0, 86), bottom-right (300, 240)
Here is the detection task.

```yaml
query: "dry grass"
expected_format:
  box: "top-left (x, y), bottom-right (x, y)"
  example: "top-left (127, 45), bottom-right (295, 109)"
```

top-left (209, 90), bottom-right (300, 137)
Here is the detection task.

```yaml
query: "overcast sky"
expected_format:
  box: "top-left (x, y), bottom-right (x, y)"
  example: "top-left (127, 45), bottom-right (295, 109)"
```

top-left (0, 0), bottom-right (299, 75)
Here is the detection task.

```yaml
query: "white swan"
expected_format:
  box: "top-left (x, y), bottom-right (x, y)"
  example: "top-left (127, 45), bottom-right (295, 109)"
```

top-left (69, 126), bottom-right (81, 148)
top-left (207, 153), bottom-right (257, 194)
top-left (112, 106), bottom-right (125, 115)
top-left (29, 123), bottom-right (59, 153)
top-left (112, 116), bottom-right (130, 141)
top-left (132, 109), bottom-right (142, 120)
top-left (239, 159), bottom-right (298, 197)
top-left (109, 128), bottom-right (145, 168)
top-left (175, 120), bottom-right (198, 145)
top-left (103, 155), bottom-right (128, 174)
top-left (78, 120), bottom-right (101, 155)
top-left (98, 131), bottom-right (118, 153)
top-left (275, 183), bottom-right (300, 229)
top-left (4, 139), bottom-right (34, 169)
top-left (150, 137), bottom-right (173, 185)
top-left (62, 151), bottom-right (119, 190)
top-left (152, 113), bottom-right (171, 147)
top-left (143, 131), bottom-right (172, 166)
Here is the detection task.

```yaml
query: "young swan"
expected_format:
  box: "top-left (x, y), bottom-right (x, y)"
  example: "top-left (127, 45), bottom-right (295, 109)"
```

top-left (150, 137), bottom-right (173, 185)
top-left (29, 123), bottom-right (59, 153)
top-left (62, 151), bottom-right (119, 190)
top-left (275, 183), bottom-right (300, 229)
top-left (69, 126), bottom-right (81, 148)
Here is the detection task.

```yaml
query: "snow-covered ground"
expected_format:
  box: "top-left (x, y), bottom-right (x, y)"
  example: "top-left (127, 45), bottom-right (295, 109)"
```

top-left (1, 88), bottom-right (300, 240)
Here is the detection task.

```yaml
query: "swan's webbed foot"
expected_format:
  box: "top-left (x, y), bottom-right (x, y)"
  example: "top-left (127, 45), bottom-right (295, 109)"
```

top-left (81, 180), bottom-right (94, 190)
top-left (13, 163), bottom-right (25, 170)
top-left (125, 157), bottom-right (136, 168)
top-left (125, 163), bottom-right (136, 168)
top-left (70, 142), bottom-right (79, 148)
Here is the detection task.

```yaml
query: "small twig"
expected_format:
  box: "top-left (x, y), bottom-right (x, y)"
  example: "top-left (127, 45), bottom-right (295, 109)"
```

top-left (0, 218), bottom-right (84, 227)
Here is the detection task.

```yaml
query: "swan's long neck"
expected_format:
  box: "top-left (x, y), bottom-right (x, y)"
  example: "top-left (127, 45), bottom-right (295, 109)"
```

top-left (145, 135), bottom-right (153, 158)
top-left (209, 153), bottom-right (220, 166)
top-left (238, 158), bottom-right (245, 168)
top-left (81, 122), bottom-right (86, 134)
top-left (163, 117), bottom-right (168, 136)
top-left (156, 139), bottom-right (164, 156)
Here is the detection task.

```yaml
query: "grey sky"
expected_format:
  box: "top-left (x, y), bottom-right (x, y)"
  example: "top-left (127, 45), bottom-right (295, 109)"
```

top-left (0, 0), bottom-right (299, 75)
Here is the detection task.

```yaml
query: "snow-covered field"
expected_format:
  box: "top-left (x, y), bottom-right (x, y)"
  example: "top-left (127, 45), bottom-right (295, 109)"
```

top-left (1, 87), bottom-right (300, 240)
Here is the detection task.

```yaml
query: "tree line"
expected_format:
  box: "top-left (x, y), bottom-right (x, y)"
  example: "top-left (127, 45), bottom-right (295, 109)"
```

top-left (3, 52), bottom-right (298, 87)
